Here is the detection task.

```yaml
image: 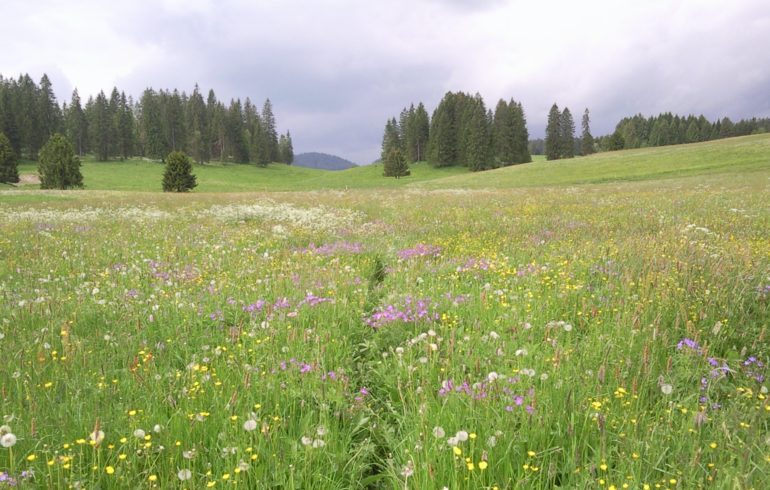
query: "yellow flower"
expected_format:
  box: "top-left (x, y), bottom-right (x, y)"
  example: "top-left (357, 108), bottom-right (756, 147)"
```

top-left (600, 464), bottom-right (608, 471)
top-left (709, 443), bottom-right (717, 449)
top-left (76, 439), bottom-right (86, 444)
top-left (207, 482), bottom-right (217, 488)
top-left (230, 415), bottom-right (238, 421)
top-left (479, 461), bottom-right (488, 470)
top-left (119, 454), bottom-right (127, 460)
top-left (105, 466), bottom-right (115, 475)
top-left (609, 486), bottom-right (617, 490)
top-left (467, 462), bottom-right (474, 471)
top-left (669, 479), bottom-right (677, 484)
top-left (120, 437), bottom-right (127, 443)
top-left (129, 410), bottom-right (136, 417)
top-left (527, 450), bottom-right (536, 457)
top-left (453, 446), bottom-right (462, 456)
top-left (27, 454), bottom-right (36, 461)
top-left (148, 475), bottom-right (157, 481)
top-left (222, 474), bottom-right (230, 480)
top-left (469, 433), bottom-right (477, 439)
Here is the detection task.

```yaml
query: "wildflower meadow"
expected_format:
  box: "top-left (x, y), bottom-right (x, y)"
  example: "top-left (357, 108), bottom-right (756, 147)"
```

top-left (0, 184), bottom-right (769, 489)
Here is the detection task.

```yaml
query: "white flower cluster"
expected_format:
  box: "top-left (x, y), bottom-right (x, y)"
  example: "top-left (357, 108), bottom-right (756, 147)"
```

top-left (0, 204), bottom-right (171, 223)
top-left (0, 424), bottom-right (16, 448)
top-left (301, 425), bottom-right (327, 448)
top-left (203, 201), bottom-right (363, 231)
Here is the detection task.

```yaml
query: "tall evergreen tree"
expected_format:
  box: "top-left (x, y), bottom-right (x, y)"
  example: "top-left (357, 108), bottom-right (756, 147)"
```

top-left (279, 130), bottom-right (294, 165)
top-left (163, 89), bottom-right (186, 153)
top-left (686, 119), bottom-right (700, 143)
top-left (91, 91), bottom-right (113, 161)
top-left (559, 107), bottom-right (575, 158)
top-left (510, 100), bottom-right (531, 164)
top-left (580, 108), bottom-right (595, 156)
top-left (427, 92), bottom-right (457, 167)
top-left (38, 74), bottom-right (62, 144)
top-left (18, 74), bottom-right (42, 158)
top-left (141, 88), bottom-right (169, 161)
top-left (185, 84), bottom-right (210, 164)
top-left (227, 99), bottom-right (250, 163)
top-left (382, 147), bottom-right (410, 178)
top-left (0, 85), bottom-right (22, 157)
top-left (465, 98), bottom-right (490, 172)
top-left (545, 103), bottom-right (561, 161)
top-left (492, 99), bottom-right (515, 167)
top-left (65, 89), bottom-right (88, 156)
top-left (116, 92), bottom-right (135, 159)
top-left (381, 117), bottom-right (401, 163)
top-left (412, 102), bottom-right (430, 162)
top-left (0, 132), bottom-right (20, 184)
top-left (262, 99), bottom-right (279, 162)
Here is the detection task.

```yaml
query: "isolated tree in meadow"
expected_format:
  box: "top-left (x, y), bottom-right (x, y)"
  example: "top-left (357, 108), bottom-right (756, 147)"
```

top-left (162, 150), bottom-right (197, 192)
top-left (381, 118), bottom-right (401, 163)
top-left (0, 132), bottom-right (20, 184)
top-left (559, 107), bottom-right (575, 158)
top-left (383, 147), bottom-right (410, 178)
top-left (38, 133), bottom-right (83, 189)
top-left (545, 104), bottom-right (561, 161)
top-left (580, 108), bottom-right (595, 156)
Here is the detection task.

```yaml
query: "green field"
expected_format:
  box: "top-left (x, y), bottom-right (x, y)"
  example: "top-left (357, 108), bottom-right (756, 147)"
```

top-left (0, 137), bottom-right (769, 489)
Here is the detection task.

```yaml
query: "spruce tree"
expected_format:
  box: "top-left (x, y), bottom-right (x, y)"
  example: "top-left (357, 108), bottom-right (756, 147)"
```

top-left (280, 130), bottom-right (294, 165)
top-left (465, 98), bottom-right (489, 172)
top-left (580, 108), bottom-right (595, 156)
top-left (65, 89), bottom-right (87, 156)
top-left (38, 74), bottom-right (62, 143)
top-left (609, 130), bottom-right (625, 151)
top-left (511, 100), bottom-right (532, 164)
top-left (38, 133), bottom-right (83, 189)
top-left (141, 89), bottom-right (169, 161)
top-left (545, 103), bottom-right (561, 161)
top-left (413, 103), bottom-right (430, 162)
top-left (227, 99), bottom-right (250, 163)
top-left (383, 147), bottom-right (410, 178)
top-left (686, 120), bottom-right (700, 143)
top-left (559, 108), bottom-right (575, 158)
top-left (19, 74), bottom-right (42, 158)
top-left (162, 151), bottom-right (197, 192)
top-left (262, 99), bottom-right (279, 162)
top-left (91, 91), bottom-right (113, 161)
top-left (492, 99), bottom-right (514, 166)
top-left (427, 92), bottom-right (457, 167)
top-left (116, 92), bottom-right (135, 159)
top-left (0, 86), bottom-right (22, 157)
top-left (380, 118), bottom-right (401, 162)
top-left (0, 132), bottom-right (20, 184)
top-left (186, 84), bottom-right (210, 163)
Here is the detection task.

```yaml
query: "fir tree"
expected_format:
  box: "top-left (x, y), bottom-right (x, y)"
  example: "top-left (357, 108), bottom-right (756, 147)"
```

top-left (19, 74), bottom-right (42, 158)
top-left (580, 108), bottom-right (595, 156)
top-left (227, 99), bottom-right (250, 163)
top-left (38, 133), bottom-right (83, 189)
top-left (0, 86), bottom-right (22, 157)
top-left (382, 147), bottom-right (410, 178)
top-left (511, 101), bottom-right (531, 164)
top-left (65, 89), bottom-right (87, 156)
top-left (38, 74), bottom-right (62, 143)
top-left (163, 89), bottom-right (186, 153)
top-left (427, 92), bottom-right (456, 167)
top-left (492, 99), bottom-right (514, 167)
top-left (0, 132), bottom-right (19, 184)
top-left (262, 99), bottom-right (279, 162)
top-left (465, 99), bottom-right (490, 171)
top-left (380, 118), bottom-right (401, 162)
top-left (412, 103), bottom-right (430, 162)
top-left (609, 130), bottom-right (625, 151)
top-left (545, 103), bottom-right (561, 161)
top-left (116, 92), bottom-right (135, 159)
top-left (91, 91), bottom-right (113, 161)
top-left (162, 150), bottom-right (197, 192)
top-left (686, 120), bottom-right (700, 143)
top-left (279, 130), bottom-right (294, 165)
top-left (185, 84), bottom-right (210, 163)
top-left (559, 108), bottom-right (575, 158)
top-left (141, 89), bottom-right (169, 161)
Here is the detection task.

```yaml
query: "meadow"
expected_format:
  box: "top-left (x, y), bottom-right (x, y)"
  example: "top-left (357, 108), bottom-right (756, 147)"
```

top-left (1, 137), bottom-right (770, 489)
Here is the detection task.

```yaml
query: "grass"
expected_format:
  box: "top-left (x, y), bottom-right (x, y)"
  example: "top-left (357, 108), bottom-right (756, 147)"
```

top-left (1, 137), bottom-right (769, 488)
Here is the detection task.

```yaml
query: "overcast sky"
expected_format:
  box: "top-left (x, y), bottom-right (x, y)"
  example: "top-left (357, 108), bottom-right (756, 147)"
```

top-left (2, 0), bottom-right (769, 165)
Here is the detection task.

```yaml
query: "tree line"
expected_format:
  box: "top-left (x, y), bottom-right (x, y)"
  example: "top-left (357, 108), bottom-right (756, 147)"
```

top-left (381, 92), bottom-right (531, 173)
top-left (0, 73), bottom-right (293, 166)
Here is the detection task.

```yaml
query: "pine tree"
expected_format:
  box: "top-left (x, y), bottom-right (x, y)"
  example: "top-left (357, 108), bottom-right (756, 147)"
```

top-left (38, 133), bottom-right (83, 189)
top-left (262, 99), bottom-right (279, 162)
top-left (19, 74), bottom-right (42, 158)
top-left (227, 99), bottom-right (250, 163)
top-left (116, 92), bottom-right (135, 159)
top-left (162, 150), bottom-right (197, 192)
top-left (65, 89), bottom-right (87, 156)
top-left (545, 104), bottom-right (561, 161)
top-left (580, 108), bottom-right (595, 156)
top-left (382, 148), bottom-right (410, 178)
top-left (163, 89), bottom-right (186, 153)
top-left (0, 132), bottom-right (20, 184)
top-left (559, 108), bottom-right (575, 158)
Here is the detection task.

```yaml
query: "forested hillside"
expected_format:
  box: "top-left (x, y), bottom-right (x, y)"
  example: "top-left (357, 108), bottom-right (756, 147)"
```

top-left (293, 152), bottom-right (358, 170)
top-left (0, 73), bottom-right (294, 165)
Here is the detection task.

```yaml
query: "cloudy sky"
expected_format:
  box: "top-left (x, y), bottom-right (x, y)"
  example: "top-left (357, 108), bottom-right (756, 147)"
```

top-left (2, 0), bottom-right (769, 165)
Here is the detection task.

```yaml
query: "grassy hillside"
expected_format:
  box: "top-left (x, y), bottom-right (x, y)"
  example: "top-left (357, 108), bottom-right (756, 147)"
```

top-left (418, 133), bottom-right (770, 189)
top-left (5, 135), bottom-right (770, 194)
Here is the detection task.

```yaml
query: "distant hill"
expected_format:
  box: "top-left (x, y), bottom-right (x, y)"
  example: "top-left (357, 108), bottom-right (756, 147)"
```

top-left (293, 152), bottom-right (359, 171)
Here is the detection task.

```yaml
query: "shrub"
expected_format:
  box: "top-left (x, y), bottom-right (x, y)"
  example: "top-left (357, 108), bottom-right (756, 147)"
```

top-left (38, 133), bottom-right (83, 189)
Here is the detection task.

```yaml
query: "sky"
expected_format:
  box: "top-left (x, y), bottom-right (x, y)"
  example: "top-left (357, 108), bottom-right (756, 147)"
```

top-left (2, 0), bottom-right (769, 165)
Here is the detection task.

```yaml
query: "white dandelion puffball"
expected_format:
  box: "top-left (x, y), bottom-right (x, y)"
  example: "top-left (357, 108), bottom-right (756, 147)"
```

top-left (133, 429), bottom-right (146, 438)
top-left (0, 425), bottom-right (11, 436)
top-left (564, 324), bottom-right (573, 332)
top-left (490, 331), bottom-right (500, 339)
top-left (515, 348), bottom-right (528, 357)
top-left (178, 469), bottom-right (192, 481)
top-left (661, 384), bottom-right (674, 395)
top-left (312, 439), bottom-right (325, 448)
top-left (487, 372), bottom-right (499, 382)
top-left (316, 425), bottom-right (327, 437)
top-left (487, 436), bottom-right (497, 447)
top-left (154, 424), bottom-right (162, 433)
top-left (432, 427), bottom-right (446, 438)
top-left (243, 419), bottom-right (258, 432)
top-left (456, 430), bottom-right (469, 442)
top-left (540, 373), bottom-right (549, 381)
top-left (1, 432), bottom-right (17, 448)
top-left (301, 436), bottom-right (313, 446)
top-left (522, 322), bottom-right (532, 330)
top-left (446, 436), bottom-right (459, 446)
top-left (89, 430), bottom-right (105, 443)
